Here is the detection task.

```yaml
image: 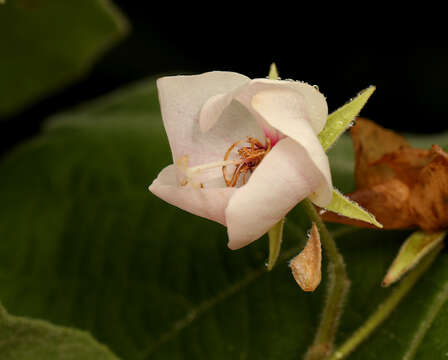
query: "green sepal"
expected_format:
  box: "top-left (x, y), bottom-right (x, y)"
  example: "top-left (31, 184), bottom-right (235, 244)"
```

top-left (382, 230), bottom-right (446, 287)
top-left (318, 86), bottom-right (376, 151)
top-left (268, 63), bottom-right (279, 80)
top-left (267, 218), bottom-right (285, 271)
top-left (324, 188), bottom-right (383, 228)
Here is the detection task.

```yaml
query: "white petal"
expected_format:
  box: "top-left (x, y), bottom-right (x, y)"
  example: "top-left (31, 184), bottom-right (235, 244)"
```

top-left (199, 93), bottom-right (234, 133)
top-left (149, 165), bottom-right (237, 225)
top-left (157, 72), bottom-right (263, 183)
top-left (157, 71), bottom-right (249, 162)
top-left (236, 79), bottom-right (328, 134)
top-left (280, 80), bottom-right (328, 134)
top-left (251, 88), bottom-right (333, 207)
top-left (200, 78), bottom-right (328, 138)
top-left (225, 138), bottom-right (326, 250)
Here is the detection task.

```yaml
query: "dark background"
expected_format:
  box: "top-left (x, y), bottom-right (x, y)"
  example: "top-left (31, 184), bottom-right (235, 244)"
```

top-left (1, 2), bottom-right (448, 157)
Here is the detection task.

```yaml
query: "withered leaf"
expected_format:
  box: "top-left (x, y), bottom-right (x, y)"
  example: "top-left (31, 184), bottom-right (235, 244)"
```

top-left (374, 147), bottom-right (430, 187)
top-left (410, 145), bottom-right (448, 231)
top-left (322, 119), bottom-right (448, 232)
top-left (290, 223), bottom-right (322, 292)
top-left (352, 118), bottom-right (409, 188)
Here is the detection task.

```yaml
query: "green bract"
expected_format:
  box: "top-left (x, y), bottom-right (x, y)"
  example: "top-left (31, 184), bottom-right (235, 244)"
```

top-left (318, 86), bottom-right (380, 227)
top-left (318, 86), bottom-right (376, 151)
top-left (267, 218), bottom-right (285, 271)
top-left (383, 231), bottom-right (446, 287)
top-left (324, 189), bottom-right (382, 229)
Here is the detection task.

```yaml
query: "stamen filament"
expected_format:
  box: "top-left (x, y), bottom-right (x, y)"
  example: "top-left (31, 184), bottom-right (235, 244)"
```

top-left (186, 159), bottom-right (240, 177)
top-left (178, 136), bottom-right (271, 188)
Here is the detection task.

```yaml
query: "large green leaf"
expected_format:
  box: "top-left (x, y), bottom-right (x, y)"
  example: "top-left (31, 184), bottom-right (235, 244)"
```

top-left (0, 0), bottom-right (128, 118)
top-left (0, 302), bottom-right (119, 359)
top-left (0, 78), bottom-right (448, 359)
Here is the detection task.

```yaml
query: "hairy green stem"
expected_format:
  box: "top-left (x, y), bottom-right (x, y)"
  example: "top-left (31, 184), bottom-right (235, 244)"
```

top-left (329, 243), bottom-right (444, 360)
top-left (302, 199), bottom-right (350, 360)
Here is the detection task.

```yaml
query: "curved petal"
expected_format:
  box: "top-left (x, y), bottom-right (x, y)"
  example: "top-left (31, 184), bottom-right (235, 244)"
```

top-left (157, 72), bottom-right (252, 166)
top-left (199, 93), bottom-right (235, 133)
top-left (285, 81), bottom-right (328, 134)
top-left (225, 138), bottom-right (326, 250)
top-left (251, 88), bottom-right (332, 206)
top-left (149, 165), bottom-right (237, 225)
top-left (200, 78), bottom-right (328, 138)
top-left (200, 82), bottom-right (283, 145)
top-left (236, 79), bottom-right (328, 134)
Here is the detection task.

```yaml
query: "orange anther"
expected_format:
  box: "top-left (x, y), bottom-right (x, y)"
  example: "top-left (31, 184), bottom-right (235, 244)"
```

top-left (222, 137), bottom-right (271, 187)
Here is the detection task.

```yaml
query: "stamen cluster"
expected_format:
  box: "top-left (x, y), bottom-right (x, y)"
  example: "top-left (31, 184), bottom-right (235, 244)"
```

top-left (222, 137), bottom-right (271, 187)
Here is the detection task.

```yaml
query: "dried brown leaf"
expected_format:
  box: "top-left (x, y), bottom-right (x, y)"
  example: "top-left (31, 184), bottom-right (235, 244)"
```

top-left (324, 119), bottom-right (448, 232)
top-left (374, 147), bottom-right (430, 187)
top-left (351, 118), bottom-right (409, 188)
top-left (410, 145), bottom-right (448, 231)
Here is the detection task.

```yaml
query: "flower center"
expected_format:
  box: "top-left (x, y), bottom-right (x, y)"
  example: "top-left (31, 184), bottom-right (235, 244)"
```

top-left (177, 137), bottom-right (271, 188)
top-left (222, 137), bottom-right (271, 187)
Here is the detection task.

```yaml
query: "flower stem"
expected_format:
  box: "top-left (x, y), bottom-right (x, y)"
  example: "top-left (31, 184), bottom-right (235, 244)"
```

top-left (301, 198), bottom-right (350, 360)
top-left (329, 242), bottom-right (444, 360)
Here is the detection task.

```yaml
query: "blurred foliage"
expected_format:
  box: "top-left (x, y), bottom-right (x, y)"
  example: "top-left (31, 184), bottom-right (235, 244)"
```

top-left (0, 302), bottom-right (118, 359)
top-left (0, 78), bottom-right (447, 359)
top-left (0, 0), bottom-right (128, 119)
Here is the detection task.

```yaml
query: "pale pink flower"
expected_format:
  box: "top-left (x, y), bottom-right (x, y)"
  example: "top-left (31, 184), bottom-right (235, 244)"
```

top-left (149, 71), bottom-right (333, 250)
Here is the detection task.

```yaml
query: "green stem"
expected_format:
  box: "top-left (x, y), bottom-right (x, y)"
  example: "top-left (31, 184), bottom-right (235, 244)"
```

top-left (302, 198), bottom-right (350, 360)
top-left (329, 243), bottom-right (443, 360)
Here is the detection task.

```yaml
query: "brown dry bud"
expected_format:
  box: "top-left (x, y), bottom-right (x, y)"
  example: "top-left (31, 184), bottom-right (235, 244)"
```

top-left (290, 222), bottom-right (322, 292)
